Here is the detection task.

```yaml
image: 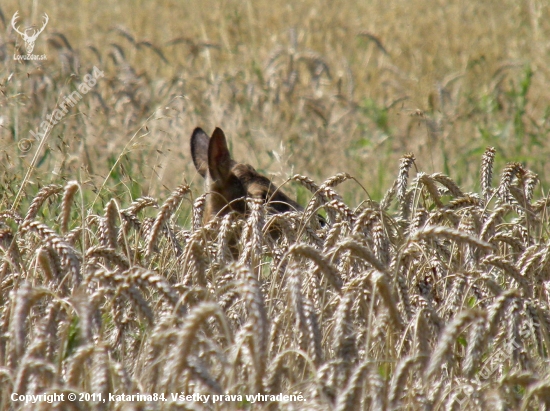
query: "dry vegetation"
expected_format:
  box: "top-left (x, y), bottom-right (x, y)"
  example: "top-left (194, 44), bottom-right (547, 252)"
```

top-left (1, 0), bottom-right (550, 410)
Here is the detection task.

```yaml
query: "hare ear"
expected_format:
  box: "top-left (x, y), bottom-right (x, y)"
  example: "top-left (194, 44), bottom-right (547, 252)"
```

top-left (208, 127), bottom-right (234, 182)
top-left (191, 127), bottom-right (210, 178)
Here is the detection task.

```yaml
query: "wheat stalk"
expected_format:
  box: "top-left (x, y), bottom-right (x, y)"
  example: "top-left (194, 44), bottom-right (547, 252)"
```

top-left (410, 225), bottom-right (492, 251)
top-left (23, 184), bottom-right (62, 225)
top-left (398, 153), bottom-right (416, 206)
top-left (60, 181), bottom-right (79, 233)
top-left (481, 147), bottom-right (496, 203)
top-left (425, 310), bottom-right (484, 381)
top-left (21, 220), bottom-right (82, 285)
top-left (286, 243), bottom-right (343, 291)
top-left (146, 184), bottom-right (190, 257)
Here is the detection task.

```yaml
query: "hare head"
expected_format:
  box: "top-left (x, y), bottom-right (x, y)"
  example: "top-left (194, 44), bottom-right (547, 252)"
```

top-left (191, 127), bottom-right (304, 223)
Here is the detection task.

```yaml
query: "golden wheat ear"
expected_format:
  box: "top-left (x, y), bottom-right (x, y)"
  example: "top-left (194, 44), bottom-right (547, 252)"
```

top-left (190, 127), bottom-right (210, 178)
top-left (208, 127), bottom-right (234, 182)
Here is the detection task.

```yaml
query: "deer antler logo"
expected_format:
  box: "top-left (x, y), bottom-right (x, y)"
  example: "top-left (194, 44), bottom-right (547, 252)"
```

top-left (11, 11), bottom-right (49, 55)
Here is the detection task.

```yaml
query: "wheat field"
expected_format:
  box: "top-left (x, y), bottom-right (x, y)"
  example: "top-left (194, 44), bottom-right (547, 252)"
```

top-left (1, 0), bottom-right (550, 410)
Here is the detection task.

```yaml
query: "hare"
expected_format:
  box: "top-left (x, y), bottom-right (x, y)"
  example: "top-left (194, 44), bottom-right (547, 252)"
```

top-left (191, 127), bottom-right (306, 223)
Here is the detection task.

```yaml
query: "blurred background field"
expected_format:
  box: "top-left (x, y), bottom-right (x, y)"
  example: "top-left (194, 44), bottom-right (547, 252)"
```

top-left (1, 0), bottom-right (549, 208)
